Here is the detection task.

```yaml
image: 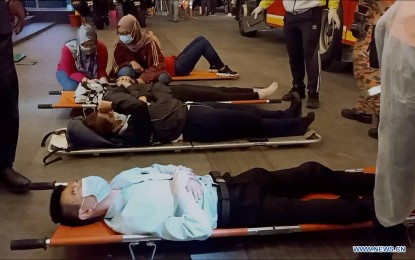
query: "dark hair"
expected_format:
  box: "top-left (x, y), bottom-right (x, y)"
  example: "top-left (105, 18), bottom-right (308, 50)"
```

top-left (83, 111), bottom-right (114, 137)
top-left (49, 185), bottom-right (103, 227)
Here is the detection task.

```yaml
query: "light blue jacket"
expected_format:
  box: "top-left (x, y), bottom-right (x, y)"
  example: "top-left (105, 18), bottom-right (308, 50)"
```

top-left (104, 164), bottom-right (218, 241)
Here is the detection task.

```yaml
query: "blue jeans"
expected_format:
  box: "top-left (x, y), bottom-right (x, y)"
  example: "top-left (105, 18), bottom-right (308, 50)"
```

top-left (56, 70), bottom-right (79, 91)
top-left (175, 36), bottom-right (224, 76)
top-left (117, 66), bottom-right (140, 79)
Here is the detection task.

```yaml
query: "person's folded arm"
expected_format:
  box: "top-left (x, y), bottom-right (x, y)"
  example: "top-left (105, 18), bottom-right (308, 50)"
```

top-left (105, 88), bottom-right (149, 115)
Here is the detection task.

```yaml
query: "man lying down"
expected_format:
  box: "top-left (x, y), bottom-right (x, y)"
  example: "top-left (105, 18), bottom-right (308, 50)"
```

top-left (50, 162), bottom-right (375, 241)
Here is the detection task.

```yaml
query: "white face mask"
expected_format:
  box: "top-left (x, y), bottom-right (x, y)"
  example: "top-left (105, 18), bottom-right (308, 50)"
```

top-left (119, 34), bottom-right (134, 45)
top-left (81, 176), bottom-right (111, 204)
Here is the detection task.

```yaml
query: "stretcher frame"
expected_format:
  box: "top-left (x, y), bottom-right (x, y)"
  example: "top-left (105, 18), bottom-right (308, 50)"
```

top-left (42, 129), bottom-right (322, 165)
top-left (37, 90), bottom-right (282, 110)
top-left (10, 169), bottom-right (415, 259)
top-left (170, 70), bottom-right (239, 81)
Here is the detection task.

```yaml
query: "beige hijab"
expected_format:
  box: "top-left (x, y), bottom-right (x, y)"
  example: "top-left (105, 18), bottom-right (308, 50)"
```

top-left (117, 14), bottom-right (162, 52)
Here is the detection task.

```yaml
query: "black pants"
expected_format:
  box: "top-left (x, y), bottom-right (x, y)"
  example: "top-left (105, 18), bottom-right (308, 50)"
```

top-left (182, 103), bottom-right (306, 142)
top-left (0, 32), bottom-right (19, 168)
top-left (221, 162), bottom-right (375, 227)
top-left (283, 7), bottom-right (322, 93)
top-left (170, 84), bottom-right (258, 102)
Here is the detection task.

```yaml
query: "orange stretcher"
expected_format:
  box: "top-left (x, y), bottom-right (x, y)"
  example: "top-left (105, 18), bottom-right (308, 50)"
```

top-left (38, 91), bottom-right (281, 109)
top-left (12, 167), bottom-right (415, 259)
top-left (171, 70), bottom-right (239, 81)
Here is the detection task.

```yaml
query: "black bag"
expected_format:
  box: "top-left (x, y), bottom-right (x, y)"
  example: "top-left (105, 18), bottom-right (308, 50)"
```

top-left (368, 25), bottom-right (379, 69)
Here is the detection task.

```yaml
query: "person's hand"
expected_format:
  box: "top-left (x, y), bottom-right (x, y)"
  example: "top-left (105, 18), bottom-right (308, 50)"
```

top-left (136, 78), bottom-right (145, 84)
top-left (97, 100), bottom-right (113, 113)
top-left (147, 7), bottom-right (155, 17)
top-left (251, 6), bottom-right (264, 19)
top-left (328, 8), bottom-right (340, 29)
top-left (186, 178), bottom-right (204, 201)
top-left (172, 170), bottom-right (194, 197)
top-left (8, 0), bottom-right (25, 35)
top-left (81, 77), bottom-right (89, 83)
top-left (99, 77), bottom-right (108, 83)
top-left (116, 77), bottom-right (132, 88)
top-left (130, 60), bottom-right (144, 73)
top-left (138, 96), bottom-right (147, 103)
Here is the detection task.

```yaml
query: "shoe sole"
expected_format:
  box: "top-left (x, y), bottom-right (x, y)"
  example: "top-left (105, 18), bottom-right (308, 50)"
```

top-left (208, 69), bottom-right (218, 73)
top-left (306, 104), bottom-right (320, 109)
top-left (217, 73), bottom-right (239, 77)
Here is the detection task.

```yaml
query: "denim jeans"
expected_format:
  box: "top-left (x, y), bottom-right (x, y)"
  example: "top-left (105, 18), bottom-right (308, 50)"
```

top-left (117, 66), bottom-right (140, 79)
top-left (175, 36), bottom-right (224, 76)
top-left (56, 70), bottom-right (79, 91)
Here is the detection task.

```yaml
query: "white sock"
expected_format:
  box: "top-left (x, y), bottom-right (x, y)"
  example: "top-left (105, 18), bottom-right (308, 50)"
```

top-left (254, 82), bottom-right (279, 99)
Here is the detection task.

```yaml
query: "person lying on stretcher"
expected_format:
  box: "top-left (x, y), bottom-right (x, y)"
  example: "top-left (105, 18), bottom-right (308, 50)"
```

top-left (82, 77), bottom-right (314, 145)
top-left (49, 162), bottom-right (375, 241)
top-left (75, 74), bottom-right (279, 104)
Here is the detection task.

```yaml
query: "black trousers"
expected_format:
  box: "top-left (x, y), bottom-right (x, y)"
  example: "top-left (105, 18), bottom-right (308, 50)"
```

top-left (221, 162), bottom-right (375, 228)
top-left (170, 84), bottom-right (258, 102)
top-left (283, 7), bottom-right (322, 93)
top-left (0, 32), bottom-right (19, 168)
top-left (182, 103), bottom-right (307, 142)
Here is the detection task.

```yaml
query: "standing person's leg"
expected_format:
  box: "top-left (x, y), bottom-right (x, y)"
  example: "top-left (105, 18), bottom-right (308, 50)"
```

top-left (209, 0), bottom-right (216, 14)
top-left (201, 0), bottom-right (207, 15)
top-left (301, 7), bottom-right (322, 109)
top-left (0, 33), bottom-right (31, 192)
top-left (175, 36), bottom-right (224, 75)
top-left (56, 70), bottom-right (79, 91)
top-left (282, 13), bottom-right (306, 101)
top-left (172, 0), bottom-right (179, 21)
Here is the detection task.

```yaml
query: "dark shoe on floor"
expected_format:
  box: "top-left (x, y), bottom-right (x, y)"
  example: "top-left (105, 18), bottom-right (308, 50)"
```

top-left (217, 65), bottom-right (238, 77)
top-left (306, 92), bottom-right (320, 109)
top-left (282, 84), bottom-right (306, 101)
top-left (0, 167), bottom-right (31, 192)
top-left (368, 128), bottom-right (378, 139)
top-left (303, 112), bottom-right (315, 129)
top-left (341, 108), bottom-right (373, 124)
top-left (289, 91), bottom-right (302, 117)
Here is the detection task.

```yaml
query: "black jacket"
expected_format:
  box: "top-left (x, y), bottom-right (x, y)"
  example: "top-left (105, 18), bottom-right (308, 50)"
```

top-left (105, 82), bottom-right (187, 144)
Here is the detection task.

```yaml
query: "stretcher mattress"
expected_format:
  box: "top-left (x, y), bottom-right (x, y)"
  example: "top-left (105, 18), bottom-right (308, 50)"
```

top-left (171, 70), bottom-right (239, 81)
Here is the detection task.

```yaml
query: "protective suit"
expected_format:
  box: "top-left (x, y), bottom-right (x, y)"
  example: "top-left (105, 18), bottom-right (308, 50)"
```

top-left (374, 1), bottom-right (415, 227)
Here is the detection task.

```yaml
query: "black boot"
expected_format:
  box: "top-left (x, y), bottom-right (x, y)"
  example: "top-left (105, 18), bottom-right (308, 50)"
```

top-left (288, 92), bottom-right (302, 117)
top-left (282, 84), bottom-right (306, 101)
top-left (341, 108), bottom-right (373, 124)
top-left (0, 167), bottom-right (31, 193)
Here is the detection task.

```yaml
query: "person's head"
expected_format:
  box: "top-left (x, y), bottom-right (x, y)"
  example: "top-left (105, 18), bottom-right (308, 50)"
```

top-left (49, 176), bottom-right (111, 226)
top-left (83, 111), bottom-right (116, 137)
top-left (117, 14), bottom-right (142, 46)
top-left (77, 23), bottom-right (98, 54)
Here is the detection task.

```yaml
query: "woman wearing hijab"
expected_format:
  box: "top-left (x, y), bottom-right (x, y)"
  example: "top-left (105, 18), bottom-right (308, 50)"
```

top-left (109, 14), bottom-right (238, 84)
top-left (56, 24), bottom-right (109, 91)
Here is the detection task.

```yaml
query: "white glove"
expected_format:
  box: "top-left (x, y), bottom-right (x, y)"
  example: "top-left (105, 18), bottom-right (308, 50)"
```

top-left (328, 8), bottom-right (340, 29)
top-left (251, 6), bottom-right (264, 19)
top-left (186, 178), bottom-right (204, 201)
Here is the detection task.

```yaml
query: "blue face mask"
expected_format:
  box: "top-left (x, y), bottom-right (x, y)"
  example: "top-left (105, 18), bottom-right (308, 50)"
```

top-left (119, 34), bottom-right (133, 45)
top-left (81, 176), bottom-right (111, 203)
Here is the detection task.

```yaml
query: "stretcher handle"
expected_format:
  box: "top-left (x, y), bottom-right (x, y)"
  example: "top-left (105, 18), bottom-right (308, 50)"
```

top-left (49, 90), bottom-right (62, 95)
top-left (28, 182), bottom-right (56, 190)
top-left (268, 99), bottom-right (282, 103)
top-left (38, 104), bottom-right (53, 109)
top-left (10, 239), bottom-right (47, 250)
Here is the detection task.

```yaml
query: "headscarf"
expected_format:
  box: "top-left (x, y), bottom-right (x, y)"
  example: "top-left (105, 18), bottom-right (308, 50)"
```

top-left (65, 23), bottom-right (98, 79)
top-left (117, 14), bottom-right (161, 52)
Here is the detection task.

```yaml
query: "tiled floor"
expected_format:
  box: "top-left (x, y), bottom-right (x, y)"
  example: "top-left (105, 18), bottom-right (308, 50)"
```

top-left (4, 10), bottom-right (413, 259)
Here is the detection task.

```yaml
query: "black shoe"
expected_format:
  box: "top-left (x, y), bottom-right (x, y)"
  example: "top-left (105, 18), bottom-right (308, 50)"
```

top-left (217, 65), bottom-right (238, 77)
top-left (282, 84), bottom-right (306, 101)
top-left (306, 92), bottom-right (320, 109)
top-left (341, 108), bottom-right (373, 124)
top-left (368, 128), bottom-right (378, 139)
top-left (289, 92), bottom-right (302, 117)
top-left (0, 167), bottom-right (31, 193)
top-left (303, 112), bottom-right (315, 129)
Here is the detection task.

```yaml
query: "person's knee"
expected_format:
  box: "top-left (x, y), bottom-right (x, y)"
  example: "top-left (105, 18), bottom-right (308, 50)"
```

top-left (117, 66), bottom-right (136, 78)
top-left (158, 72), bottom-right (172, 85)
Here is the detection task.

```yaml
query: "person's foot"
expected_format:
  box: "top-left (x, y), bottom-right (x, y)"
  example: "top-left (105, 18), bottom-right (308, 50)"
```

top-left (217, 65), bottom-right (238, 77)
top-left (254, 82), bottom-right (279, 99)
top-left (341, 108), bottom-right (373, 124)
top-left (303, 112), bottom-right (315, 129)
top-left (288, 91), bottom-right (302, 117)
top-left (306, 92), bottom-right (320, 109)
top-left (208, 64), bottom-right (220, 73)
top-left (0, 167), bottom-right (31, 193)
top-left (368, 128), bottom-right (378, 139)
top-left (282, 84), bottom-right (306, 101)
